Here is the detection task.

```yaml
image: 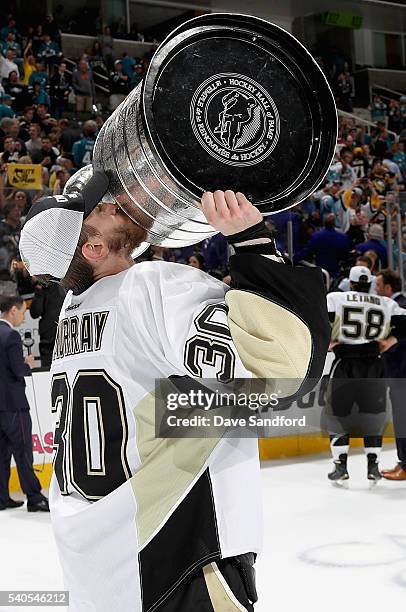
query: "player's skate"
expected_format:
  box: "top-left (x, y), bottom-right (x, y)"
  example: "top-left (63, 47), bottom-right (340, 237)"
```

top-left (367, 454), bottom-right (382, 486)
top-left (328, 455), bottom-right (349, 487)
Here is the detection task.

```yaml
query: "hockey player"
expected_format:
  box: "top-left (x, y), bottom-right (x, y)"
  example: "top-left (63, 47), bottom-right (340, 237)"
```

top-left (19, 174), bottom-right (330, 612)
top-left (326, 265), bottom-right (406, 485)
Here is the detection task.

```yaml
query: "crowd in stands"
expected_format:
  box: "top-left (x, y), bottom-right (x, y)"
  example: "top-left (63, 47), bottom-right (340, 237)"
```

top-left (1, 11), bottom-right (406, 365)
top-left (314, 48), bottom-right (355, 113)
top-left (370, 95), bottom-right (406, 136)
top-left (0, 11), bottom-right (157, 120)
top-left (0, 10), bottom-right (158, 302)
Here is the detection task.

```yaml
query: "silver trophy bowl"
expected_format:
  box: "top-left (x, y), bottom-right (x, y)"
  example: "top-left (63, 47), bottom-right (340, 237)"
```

top-left (67, 14), bottom-right (337, 251)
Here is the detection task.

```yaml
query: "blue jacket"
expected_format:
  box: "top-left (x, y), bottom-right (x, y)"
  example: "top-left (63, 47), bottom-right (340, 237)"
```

top-left (0, 320), bottom-right (31, 412)
top-left (295, 227), bottom-right (350, 277)
top-left (356, 239), bottom-right (388, 267)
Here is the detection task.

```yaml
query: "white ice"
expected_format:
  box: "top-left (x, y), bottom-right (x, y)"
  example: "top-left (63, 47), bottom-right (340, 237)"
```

top-left (1, 446), bottom-right (405, 612)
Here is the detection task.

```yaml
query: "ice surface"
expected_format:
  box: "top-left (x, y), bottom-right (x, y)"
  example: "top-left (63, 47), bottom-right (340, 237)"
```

top-left (1, 447), bottom-right (405, 611)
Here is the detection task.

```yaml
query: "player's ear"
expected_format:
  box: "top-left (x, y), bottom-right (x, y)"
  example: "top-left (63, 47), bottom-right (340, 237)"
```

top-left (81, 238), bottom-right (109, 263)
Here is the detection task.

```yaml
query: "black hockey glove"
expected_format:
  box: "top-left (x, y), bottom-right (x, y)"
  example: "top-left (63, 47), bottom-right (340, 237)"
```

top-left (225, 220), bottom-right (285, 260)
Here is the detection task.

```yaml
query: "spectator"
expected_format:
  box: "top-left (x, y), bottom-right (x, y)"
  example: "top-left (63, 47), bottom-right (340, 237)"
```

top-left (388, 100), bottom-right (403, 134)
top-left (328, 147), bottom-right (357, 189)
top-left (87, 41), bottom-right (108, 84)
top-left (109, 59), bottom-right (128, 110)
top-left (43, 14), bottom-right (62, 48)
top-left (72, 59), bottom-right (95, 114)
top-left (57, 118), bottom-right (79, 153)
top-left (89, 40), bottom-right (104, 66)
top-left (28, 60), bottom-right (49, 91)
top-left (37, 33), bottom-right (62, 70)
top-left (382, 150), bottom-right (403, 185)
top-left (28, 168), bottom-right (51, 204)
top-left (0, 136), bottom-right (23, 163)
top-left (50, 61), bottom-right (72, 118)
top-left (372, 122), bottom-right (394, 158)
top-left (52, 167), bottom-right (70, 194)
top-left (0, 49), bottom-right (19, 81)
top-left (25, 123), bottom-right (42, 157)
top-left (0, 117), bottom-right (26, 149)
top-left (0, 93), bottom-right (14, 119)
top-left (30, 81), bottom-right (51, 107)
top-left (30, 24), bottom-right (44, 57)
top-left (22, 42), bottom-right (36, 86)
top-left (56, 153), bottom-right (75, 175)
top-left (2, 32), bottom-right (22, 71)
top-left (34, 103), bottom-right (55, 135)
top-left (370, 95), bottom-right (387, 122)
top-left (0, 201), bottom-right (22, 275)
top-left (351, 146), bottom-right (370, 178)
top-left (120, 52), bottom-right (136, 79)
top-left (99, 26), bottom-right (114, 70)
top-left (13, 190), bottom-right (30, 216)
top-left (19, 106), bottom-right (34, 133)
top-left (339, 187), bottom-right (369, 243)
top-left (0, 295), bottom-right (50, 512)
top-left (187, 254), bottom-right (206, 270)
top-left (72, 119), bottom-right (97, 167)
top-left (4, 70), bottom-right (27, 112)
top-left (0, 18), bottom-right (19, 42)
top-left (295, 213), bottom-right (351, 278)
top-left (29, 281), bottom-right (66, 366)
top-left (335, 69), bottom-right (353, 112)
top-left (39, 135), bottom-right (59, 169)
top-left (320, 180), bottom-right (342, 220)
top-left (356, 224), bottom-right (388, 268)
top-left (130, 62), bottom-right (143, 89)
top-left (392, 141), bottom-right (405, 175)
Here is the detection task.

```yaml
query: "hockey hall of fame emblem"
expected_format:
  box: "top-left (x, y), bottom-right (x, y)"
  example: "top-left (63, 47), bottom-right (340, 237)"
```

top-left (190, 72), bottom-right (280, 167)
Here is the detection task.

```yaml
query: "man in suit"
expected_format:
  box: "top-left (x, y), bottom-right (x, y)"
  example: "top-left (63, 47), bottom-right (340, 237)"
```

top-left (376, 269), bottom-right (406, 480)
top-left (294, 213), bottom-right (351, 278)
top-left (0, 295), bottom-right (49, 511)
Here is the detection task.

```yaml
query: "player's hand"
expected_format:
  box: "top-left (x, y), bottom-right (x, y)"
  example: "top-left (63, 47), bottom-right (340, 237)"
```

top-left (200, 191), bottom-right (262, 236)
top-left (24, 354), bottom-right (35, 369)
top-left (378, 336), bottom-right (398, 353)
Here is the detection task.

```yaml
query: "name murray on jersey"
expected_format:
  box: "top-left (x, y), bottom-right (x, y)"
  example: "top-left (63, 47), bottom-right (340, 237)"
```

top-left (54, 311), bottom-right (109, 359)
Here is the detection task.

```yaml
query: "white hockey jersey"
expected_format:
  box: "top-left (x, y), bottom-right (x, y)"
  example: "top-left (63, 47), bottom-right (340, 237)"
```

top-left (327, 290), bottom-right (406, 344)
top-left (49, 259), bottom-right (324, 612)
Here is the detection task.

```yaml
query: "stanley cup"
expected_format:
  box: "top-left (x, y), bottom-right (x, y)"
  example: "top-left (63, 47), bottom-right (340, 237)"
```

top-left (92, 83), bottom-right (211, 248)
top-left (66, 14), bottom-right (337, 250)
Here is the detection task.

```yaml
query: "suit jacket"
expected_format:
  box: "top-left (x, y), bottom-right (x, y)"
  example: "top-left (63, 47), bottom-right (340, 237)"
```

top-left (295, 228), bottom-right (350, 278)
top-left (0, 320), bottom-right (31, 412)
top-left (383, 293), bottom-right (406, 378)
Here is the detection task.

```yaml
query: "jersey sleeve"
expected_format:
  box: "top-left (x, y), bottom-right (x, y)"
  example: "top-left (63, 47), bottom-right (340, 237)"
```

top-left (327, 292), bottom-right (338, 320)
top-left (133, 258), bottom-right (330, 394)
top-left (226, 254), bottom-right (330, 382)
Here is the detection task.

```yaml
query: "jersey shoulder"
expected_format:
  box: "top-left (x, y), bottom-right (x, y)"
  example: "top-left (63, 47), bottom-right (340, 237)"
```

top-left (122, 261), bottom-right (227, 311)
top-left (381, 295), bottom-right (406, 313)
top-left (327, 291), bottom-right (348, 306)
top-left (128, 260), bottom-right (225, 289)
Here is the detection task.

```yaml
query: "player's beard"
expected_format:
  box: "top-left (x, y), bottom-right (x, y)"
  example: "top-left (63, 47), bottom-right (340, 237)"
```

top-left (107, 216), bottom-right (147, 257)
top-left (61, 218), bottom-right (147, 294)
